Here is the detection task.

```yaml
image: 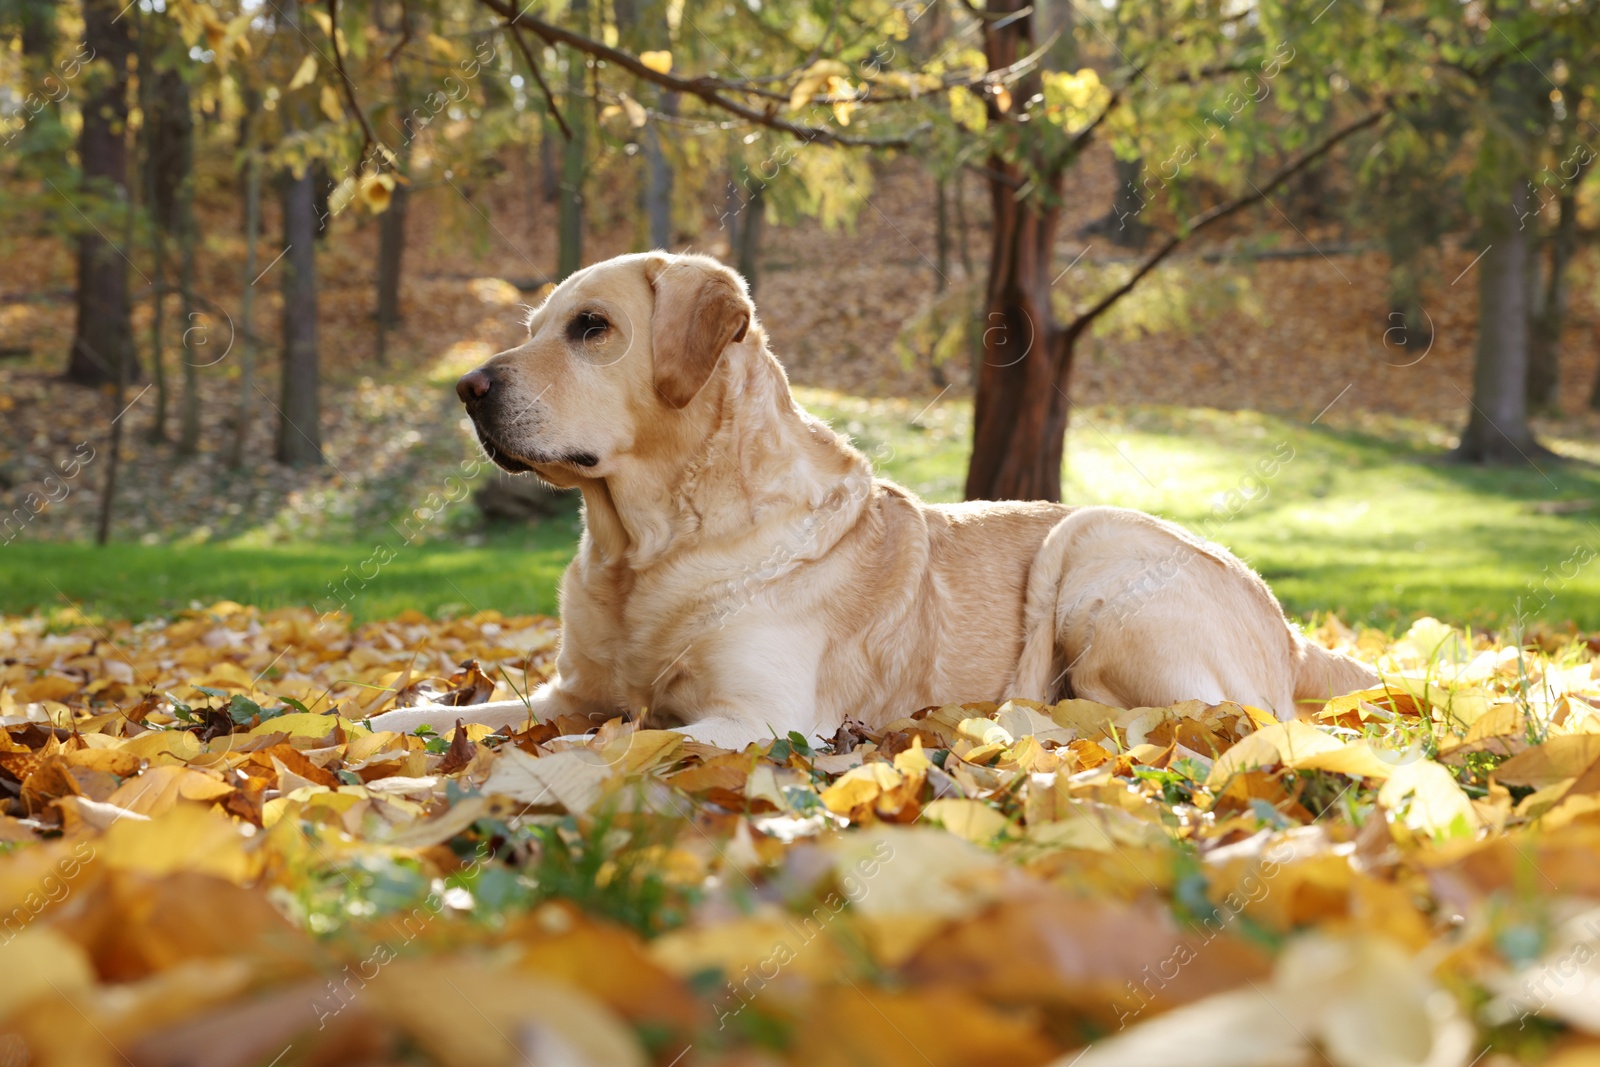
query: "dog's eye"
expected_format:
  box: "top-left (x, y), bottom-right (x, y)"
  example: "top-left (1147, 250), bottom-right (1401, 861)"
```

top-left (567, 310), bottom-right (610, 343)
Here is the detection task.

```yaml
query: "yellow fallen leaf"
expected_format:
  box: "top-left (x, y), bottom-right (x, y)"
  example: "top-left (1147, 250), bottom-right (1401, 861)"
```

top-left (922, 798), bottom-right (1011, 843)
top-left (97, 803), bottom-right (256, 883)
top-left (365, 958), bottom-right (647, 1067)
top-left (0, 927), bottom-right (94, 1017)
top-left (118, 729), bottom-right (202, 764)
top-left (602, 729), bottom-right (683, 773)
top-left (243, 711), bottom-right (360, 741)
top-left (820, 761), bottom-right (902, 816)
top-left (892, 736), bottom-right (933, 776)
top-left (1207, 720), bottom-right (1342, 788)
top-left (106, 765), bottom-right (233, 817)
top-left (1379, 759), bottom-right (1479, 838)
top-left (1293, 739), bottom-right (1403, 780)
top-left (1075, 933), bottom-right (1473, 1067)
top-left (650, 917), bottom-right (851, 983)
top-left (835, 827), bottom-right (1000, 965)
top-left (14, 676), bottom-right (77, 703)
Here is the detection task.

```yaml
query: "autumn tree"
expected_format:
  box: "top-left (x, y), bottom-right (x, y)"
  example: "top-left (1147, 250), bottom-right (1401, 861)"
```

top-left (454, 0), bottom-right (1424, 501)
top-left (1438, 2), bottom-right (1599, 461)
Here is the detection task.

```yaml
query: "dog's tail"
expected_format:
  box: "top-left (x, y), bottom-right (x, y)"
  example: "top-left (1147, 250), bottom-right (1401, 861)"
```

top-left (1292, 638), bottom-right (1379, 705)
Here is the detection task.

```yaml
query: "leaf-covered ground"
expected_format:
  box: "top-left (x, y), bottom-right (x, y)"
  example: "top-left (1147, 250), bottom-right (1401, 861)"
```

top-left (2, 606), bottom-right (1600, 1066)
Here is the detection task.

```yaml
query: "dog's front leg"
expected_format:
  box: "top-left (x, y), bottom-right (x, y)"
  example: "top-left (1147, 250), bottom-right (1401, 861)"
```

top-left (366, 678), bottom-right (610, 736)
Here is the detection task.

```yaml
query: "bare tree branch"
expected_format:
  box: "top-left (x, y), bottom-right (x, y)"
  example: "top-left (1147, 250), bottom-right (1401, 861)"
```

top-left (326, 0), bottom-right (381, 169)
top-left (505, 21), bottom-right (572, 141)
top-left (475, 0), bottom-right (922, 148)
top-left (1064, 105), bottom-right (1390, 340)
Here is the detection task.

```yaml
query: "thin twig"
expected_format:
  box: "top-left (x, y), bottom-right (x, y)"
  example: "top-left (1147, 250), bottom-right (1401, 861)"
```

top-left (506, 21), bottom-right (572, 140)
top-left (1065, 106), bottom-right (1391, 341)
top-left (326, 0), bottom-right (381, 169)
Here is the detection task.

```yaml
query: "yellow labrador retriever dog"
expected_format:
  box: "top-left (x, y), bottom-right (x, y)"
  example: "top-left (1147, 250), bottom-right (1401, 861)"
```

top-left (370, 252), bottom-right (1374, 748)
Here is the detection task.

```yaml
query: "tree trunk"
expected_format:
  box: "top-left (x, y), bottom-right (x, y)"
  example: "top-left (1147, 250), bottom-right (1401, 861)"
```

top-left (311, 161), bottom-right (334, 241)
top-left (177, 163), bottom-right (201, 454)
top-left (953, 168), bottom-right (972, 280)
top-left (557, 0), bottom-right (588, 280)
top-left (375, 178), bottom-right (408, 361)
top-left (94, 331), bottom-right (129, 545)
top-left (276, 168), bottom-right (322, 465)
top-left (736, 177), bottom-right (764, 296)
top-left (98, 61), bottom-right (141, 546)
top-left (1384, 255), bottom-right (1433, 359)
top-left (965, 169), bottom-right (1072, 501)
top-left (228, 112), bottom-right (263, 470)
top-left (377, 55), bottom-right (413, 365)
top-left (964, 0), bottom-right (1072, 502)
top-left (934, 177), bottom-right (950, 293)
top-left (645, 91), bottom-right (677, 249)
top-left (539, 111), bottom-right (560, 203)
top-left (145, 237), bottom-right (167, 442)
top-left (1452, 180), bottom-right (1546, 463)
top-left (140, 36), bottom-right (167, 442)
top-left (19, 0), bottom-right (56, 58)
top-left (1527, 173), bottom-right (1580, 415)
top-left (521, 129), bottom-right (537, 243)
top-left (67, 0), bottom-right (137, 386)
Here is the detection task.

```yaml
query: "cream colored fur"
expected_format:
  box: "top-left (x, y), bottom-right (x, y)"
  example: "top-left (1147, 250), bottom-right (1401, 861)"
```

top-left (368, 253), bottom-right (1376, 748)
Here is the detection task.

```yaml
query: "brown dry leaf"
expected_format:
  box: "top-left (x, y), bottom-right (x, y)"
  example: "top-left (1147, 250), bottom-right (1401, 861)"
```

top-left (508, 904), bottom-right (705, 1031)
top-left (1496, 735), bottom-right (1600, 788)
top-left (793, 985), bottom-right (1057, 1067)
top-left (437, 718), bottom-right (476, 775)
top-left (905, 886), bottom-right (1272, 1028)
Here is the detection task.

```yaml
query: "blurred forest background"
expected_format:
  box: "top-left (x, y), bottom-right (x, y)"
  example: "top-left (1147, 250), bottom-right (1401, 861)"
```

top-left (3, 0), bottom-right (1600, 633)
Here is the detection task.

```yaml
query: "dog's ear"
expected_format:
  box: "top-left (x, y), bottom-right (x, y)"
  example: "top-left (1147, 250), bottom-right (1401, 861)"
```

top-left (647, 257), bottom-right (753, 408)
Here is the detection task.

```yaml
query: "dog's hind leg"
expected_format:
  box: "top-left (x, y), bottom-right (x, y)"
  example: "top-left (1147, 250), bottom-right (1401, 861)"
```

top-left (1009, 516), bottom-right (1077, 704)
top-left (1012, 506), bottom-right (1312, 717)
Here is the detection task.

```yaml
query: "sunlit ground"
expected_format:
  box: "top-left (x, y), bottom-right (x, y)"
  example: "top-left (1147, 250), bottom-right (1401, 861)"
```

top-left (5, 390), bottom-right (1597, 631)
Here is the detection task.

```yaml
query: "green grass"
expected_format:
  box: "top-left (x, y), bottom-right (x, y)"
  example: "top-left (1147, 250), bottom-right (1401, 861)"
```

top-left (0, 523), bottom-right (575, 622)
top-left (6, 390), bottom-right (1599, 631)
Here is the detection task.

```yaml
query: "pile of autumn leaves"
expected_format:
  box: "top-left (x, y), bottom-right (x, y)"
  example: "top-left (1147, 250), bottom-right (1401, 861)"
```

top-left (2, 608), bottom-right (1600, 1066)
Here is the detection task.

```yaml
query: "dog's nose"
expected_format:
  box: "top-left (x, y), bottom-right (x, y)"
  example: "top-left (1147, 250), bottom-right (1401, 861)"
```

top-left (457, 369), bottom-right (493, 403)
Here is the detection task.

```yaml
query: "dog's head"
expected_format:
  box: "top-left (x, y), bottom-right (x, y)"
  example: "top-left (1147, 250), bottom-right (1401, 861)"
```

top-left (456, 252), bottom-right (756, 487)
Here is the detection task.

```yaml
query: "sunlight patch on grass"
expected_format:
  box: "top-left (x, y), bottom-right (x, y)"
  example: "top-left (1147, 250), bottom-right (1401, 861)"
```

top-left (6, 395), bottom-right (1597, 631)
